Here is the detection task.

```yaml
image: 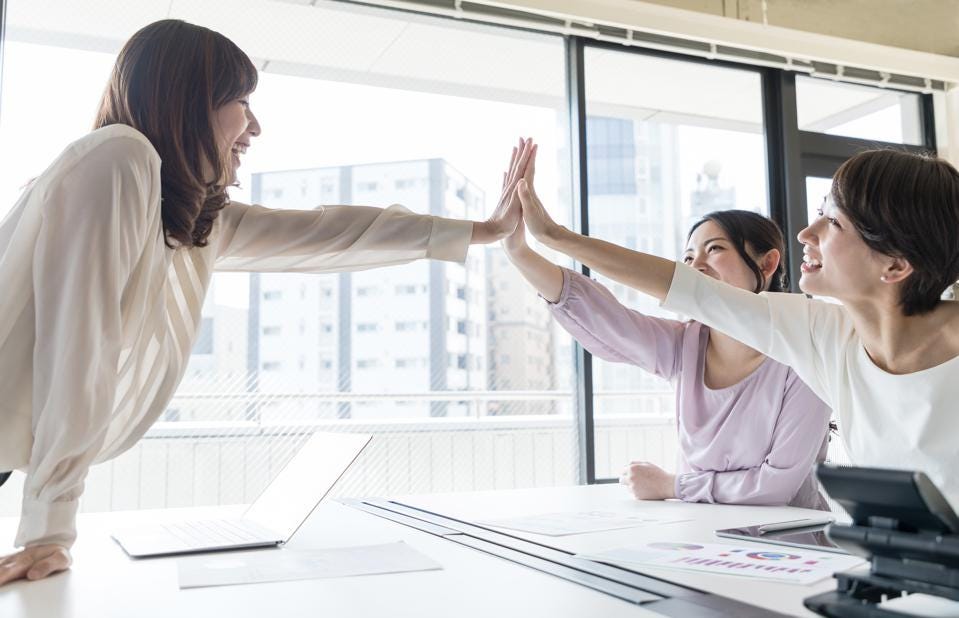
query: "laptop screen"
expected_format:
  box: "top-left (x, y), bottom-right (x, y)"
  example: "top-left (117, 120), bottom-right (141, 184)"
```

top-left (243, 431), bottom-right (372, 541)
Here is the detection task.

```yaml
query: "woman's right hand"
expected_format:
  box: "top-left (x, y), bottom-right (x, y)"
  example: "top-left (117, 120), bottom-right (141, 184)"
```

top-left (516, 156), bottom-right (564, 246)
top-left (0, 544), bottom-right (72, 586)
top-left (501, 159), bottom-right (529, 255)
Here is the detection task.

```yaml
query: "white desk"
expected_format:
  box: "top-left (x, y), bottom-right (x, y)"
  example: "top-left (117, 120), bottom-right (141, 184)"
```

top-left (0, 485), bottom-right (854, 618)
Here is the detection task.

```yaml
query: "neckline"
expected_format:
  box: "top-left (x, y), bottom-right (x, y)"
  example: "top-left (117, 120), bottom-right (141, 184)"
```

top-left (856, 340), bottom-right (959, 378)
top-left (698, 325), bottom-right (771, 393)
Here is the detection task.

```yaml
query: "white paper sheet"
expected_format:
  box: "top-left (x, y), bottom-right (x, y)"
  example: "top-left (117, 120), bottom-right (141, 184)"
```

top-left (177, 541), bottom-right (442, 589)
top-left (580, 541), bottom-right (865, 585)
top-left (480, 511), bottom-right (690, 536)
top-left (881, 594), bottom-right (959, 617)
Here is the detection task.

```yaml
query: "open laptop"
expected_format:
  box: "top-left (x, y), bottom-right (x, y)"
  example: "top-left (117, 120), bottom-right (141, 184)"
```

top-left (112, 431), bottom-right (372, 558)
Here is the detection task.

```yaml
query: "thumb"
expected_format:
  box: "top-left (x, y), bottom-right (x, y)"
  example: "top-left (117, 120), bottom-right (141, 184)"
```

top-left (516, 179), bottom-right (532, 202)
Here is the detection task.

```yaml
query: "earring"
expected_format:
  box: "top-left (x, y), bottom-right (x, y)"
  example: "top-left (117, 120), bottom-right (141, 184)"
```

top-left (880, 276), bottom-right (888, 282)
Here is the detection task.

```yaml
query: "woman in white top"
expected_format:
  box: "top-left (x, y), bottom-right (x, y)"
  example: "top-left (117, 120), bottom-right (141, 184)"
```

top-left (0, 20), bottom-right (533, 585)
top-left (512, 145), bottom-right (959, 509)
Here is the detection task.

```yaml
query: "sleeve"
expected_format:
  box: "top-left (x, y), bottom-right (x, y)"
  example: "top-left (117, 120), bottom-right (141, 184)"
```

top-left (661, 263), bottom-right (850, 407)
top-left (548, 268), bottom-right (685, 381)
top-left (675, 372), bottom-right (832, 506)
top-left (19, 136), bottom-right (158, 548)
top-left (213, 201), bottom-right (473, 273)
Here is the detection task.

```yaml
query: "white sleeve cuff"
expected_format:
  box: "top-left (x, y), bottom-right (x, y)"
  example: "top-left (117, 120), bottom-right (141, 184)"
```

top-left (660, 262), bottom-right (698, 314)
top-left (427, 217), bottom-right (472, 263)
top-left (15, 497), bottom-right (78, 548)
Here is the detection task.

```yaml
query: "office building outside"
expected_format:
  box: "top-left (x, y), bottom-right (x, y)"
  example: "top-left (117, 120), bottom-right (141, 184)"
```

top-left (249, 159), bottom-right (488, 420)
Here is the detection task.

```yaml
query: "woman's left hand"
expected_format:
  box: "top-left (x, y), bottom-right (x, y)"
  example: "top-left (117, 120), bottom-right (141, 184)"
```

top-left (471, 138), bottom-right (535, 244)
top-left (619, 462), bottom-right (677, 500)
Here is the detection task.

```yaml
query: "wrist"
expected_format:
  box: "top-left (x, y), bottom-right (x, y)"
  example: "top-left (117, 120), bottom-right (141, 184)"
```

top-left (663, 474), bottom-right (677, 499)
top-left (543, 223), bottom-right (571, 249)
top-left (503, 240), bottom-right (529, 257)
top-left (471, 220), bottom-right (492, 244)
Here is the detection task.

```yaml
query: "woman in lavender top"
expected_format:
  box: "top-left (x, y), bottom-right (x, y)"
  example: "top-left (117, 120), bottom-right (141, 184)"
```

top-left (502, 156), bottom-right (831, 509)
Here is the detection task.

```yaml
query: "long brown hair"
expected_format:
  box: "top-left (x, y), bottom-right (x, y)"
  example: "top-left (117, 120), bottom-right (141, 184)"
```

top-left (93, 19), bottom-right (258, 247)
top-left (687, 210), bottom-right (788, 293)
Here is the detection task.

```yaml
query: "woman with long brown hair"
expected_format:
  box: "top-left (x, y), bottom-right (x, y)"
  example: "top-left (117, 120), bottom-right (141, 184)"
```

top-left (0, 19), bottom-right (530, 584)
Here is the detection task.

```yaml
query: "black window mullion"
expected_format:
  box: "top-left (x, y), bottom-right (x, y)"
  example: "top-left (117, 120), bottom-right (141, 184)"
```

top-left (762, 69), bottom-right (806, 292)
top-left (921, 93), bottom-right (937, 153)
top-left (565, 36), bottom-right (595, 485)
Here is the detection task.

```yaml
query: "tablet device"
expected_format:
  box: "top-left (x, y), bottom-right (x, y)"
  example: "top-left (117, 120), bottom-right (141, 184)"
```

top-left (716, 522), bottom-right (848, 555)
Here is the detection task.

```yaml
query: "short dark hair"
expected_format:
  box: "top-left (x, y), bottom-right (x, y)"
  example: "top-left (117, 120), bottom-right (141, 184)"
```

top-left (94, 20), bottom-right (258, 248)
top-left (831, 149), bottom-right (959, 316)
top-left (687, 210), bottom-right (788, 294)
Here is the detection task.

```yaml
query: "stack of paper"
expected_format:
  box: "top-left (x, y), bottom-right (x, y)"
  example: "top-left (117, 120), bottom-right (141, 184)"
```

top-left (178, 541), bottom-right (442, 589)
top-left (579, 541), bottom-right (865, 585)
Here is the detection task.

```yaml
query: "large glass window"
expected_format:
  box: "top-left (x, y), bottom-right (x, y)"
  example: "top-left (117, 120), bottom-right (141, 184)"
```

top-left (0, 0), bottom-right (576, 515)
top-left (0, 0), bottom-right (937, 516)
top-left (796, 75), bottom-right (923, 145)
top-left (583, 47), bottom-right (769, 479)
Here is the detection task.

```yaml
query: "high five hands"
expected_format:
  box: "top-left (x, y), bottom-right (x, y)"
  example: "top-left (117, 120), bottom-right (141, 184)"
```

top-left (472, 137), bottom-right (536, 244)
top-left (501, 137), bottom-right (565, 252)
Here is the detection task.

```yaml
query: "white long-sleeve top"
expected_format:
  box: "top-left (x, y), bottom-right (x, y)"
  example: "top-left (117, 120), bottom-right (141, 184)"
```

top-left (0, 124), bottom-right (473, 549)
top-left (662, 263), bottom-right (959, 507)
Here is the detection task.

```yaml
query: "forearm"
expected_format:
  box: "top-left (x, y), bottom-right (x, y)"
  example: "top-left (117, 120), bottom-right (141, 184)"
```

top-left (545, 227), bottom-right (676, 301)
top-left (677, 464), bottom-right (807, 506)
top-left (504, 244), bottom-right (564, 303)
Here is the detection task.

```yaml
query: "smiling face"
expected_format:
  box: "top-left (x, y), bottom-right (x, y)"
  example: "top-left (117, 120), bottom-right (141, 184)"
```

top-left (212, 93), bottom-right (260, 184)
top-left (796, 195), bottom-right (889, 302)
top-left (682, 220), bottom-right (775, 292)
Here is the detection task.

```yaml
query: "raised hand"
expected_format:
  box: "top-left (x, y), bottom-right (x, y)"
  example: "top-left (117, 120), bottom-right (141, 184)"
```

top-left (502, 145), bottom-right (535, 254)
top-left (516, 171), bottom-right (562, 245)
top-left (472, 137), bottom-right (535, 244)
top-left (0, 544), bottom-right (72, 586)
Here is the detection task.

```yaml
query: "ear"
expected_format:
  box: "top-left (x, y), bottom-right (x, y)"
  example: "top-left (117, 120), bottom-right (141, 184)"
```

top-left (758, 248), bottom-right (781, 279)
top-left (880, 256), bottom-right (913, 284)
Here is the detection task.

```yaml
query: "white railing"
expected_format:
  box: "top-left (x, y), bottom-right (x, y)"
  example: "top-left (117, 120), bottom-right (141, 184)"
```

top-left (0, 411), bottom-right (679, 517)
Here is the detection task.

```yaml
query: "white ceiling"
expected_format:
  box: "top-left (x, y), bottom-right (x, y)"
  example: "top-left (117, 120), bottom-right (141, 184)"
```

top-left (4, 0), bottom-right (904, 133)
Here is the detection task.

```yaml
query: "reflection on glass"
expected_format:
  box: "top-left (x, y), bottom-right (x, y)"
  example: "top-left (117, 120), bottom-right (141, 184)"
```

top-left (796, 75), bottom-right (923, 145)
top-left (583, 47), bottom-right (769, 477)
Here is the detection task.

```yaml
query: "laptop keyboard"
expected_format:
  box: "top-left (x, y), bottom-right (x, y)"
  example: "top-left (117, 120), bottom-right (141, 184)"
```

top-left (163, 519), bottom-right (271, 548)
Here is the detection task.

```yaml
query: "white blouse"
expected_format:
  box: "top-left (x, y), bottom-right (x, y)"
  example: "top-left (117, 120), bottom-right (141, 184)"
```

top-left (663, 263), bottom-right (959, 508)
top-left (0, 124), bottom-right (473, 549)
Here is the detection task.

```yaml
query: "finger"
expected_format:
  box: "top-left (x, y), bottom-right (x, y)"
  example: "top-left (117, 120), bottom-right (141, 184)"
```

top-left (516, 179), bottom-right (533, 206)
top-left (526, 144), bottom-right (537, 184)
top-left (500, 147), bottom-right (518, 194)
top-left (513, 139), bottom-right (533, 184)
top-left (0, 557), bottom-right (29, 585)
top-left (510, 138), bottom-right (532, 180)
top-left (506, 140), bottom-right (527, 186)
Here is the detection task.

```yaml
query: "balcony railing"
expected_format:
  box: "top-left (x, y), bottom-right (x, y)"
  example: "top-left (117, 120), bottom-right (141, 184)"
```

top-left (0, 390), bottom-right (680, 517)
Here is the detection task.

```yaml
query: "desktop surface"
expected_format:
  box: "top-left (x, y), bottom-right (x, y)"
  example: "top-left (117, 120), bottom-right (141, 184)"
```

top-left (1, 485), bottom-right (851, 618)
